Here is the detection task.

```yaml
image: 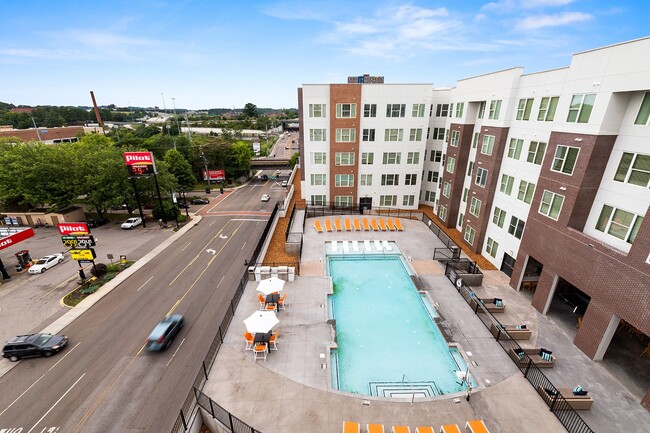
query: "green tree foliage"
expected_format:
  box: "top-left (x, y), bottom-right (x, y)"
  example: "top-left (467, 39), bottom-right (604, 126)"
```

top-left (229, 141), bottom-right (254, 178)
top-left (163, 149), bottom-right (196, 190)
top-left (289, 151), bottom-right (299, 167)
top-left (242, 103), bottom-right (259, 118)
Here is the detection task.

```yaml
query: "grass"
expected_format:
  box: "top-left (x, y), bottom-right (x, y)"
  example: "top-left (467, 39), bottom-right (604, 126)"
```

top-left (63, 261), bottom-right (134, 307)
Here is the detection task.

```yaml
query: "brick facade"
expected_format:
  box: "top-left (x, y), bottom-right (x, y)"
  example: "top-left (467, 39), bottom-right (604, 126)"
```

top-left (329, 84), bottom-right (361, 203)
top-left (438, 123), bottom-right (473, 228)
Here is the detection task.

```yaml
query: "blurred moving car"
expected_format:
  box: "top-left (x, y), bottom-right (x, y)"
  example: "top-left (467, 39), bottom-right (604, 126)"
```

top-left (121, 217), bottom-right (143, 229)
top-left (28, 253), bottom-right (64, 274)
top-left (261, 194), bottom-right (270, 202)
top-left (281, 180), bottom-right (288, 187)
top-left (145, 315), bottom-right (184, 351)
top-left (87, 217), bottom-right (110, 228)
top-left (190, 198), bottom-right (210, 205)
top-left (260, 174), bottom-right (269, 181)
top-left (2, 333), bottom-right (68, 361)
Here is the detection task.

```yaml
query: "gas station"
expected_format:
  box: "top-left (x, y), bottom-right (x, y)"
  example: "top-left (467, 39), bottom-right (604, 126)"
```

top-left (0, 226), bottom-right (35, 279)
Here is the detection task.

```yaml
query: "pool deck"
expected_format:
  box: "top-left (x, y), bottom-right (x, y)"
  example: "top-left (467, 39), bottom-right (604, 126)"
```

top-left (202, 217), bottom-right (649, 433)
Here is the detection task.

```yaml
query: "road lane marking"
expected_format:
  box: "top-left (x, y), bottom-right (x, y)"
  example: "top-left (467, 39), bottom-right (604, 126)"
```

top-left (166, 338), bottom-right (185, 367)
top-left (181, 242), bottom-right (192, 251)
top-left (206, 249), bottom-right (216, 255)
top-left (240, 241), bottom-right (247, 250)
top-left (27, 373), bottom-right (85, 433)
top-left (231, 218), bottom-right (267, 222)
top-left (209, 220), bottom-right (216, 227)
top-left (0, 342), bottom-right (81, 417)
top-left (136, 276), bottom-right (154, 292)
top-left (216, 276), bottom-right (225, 288)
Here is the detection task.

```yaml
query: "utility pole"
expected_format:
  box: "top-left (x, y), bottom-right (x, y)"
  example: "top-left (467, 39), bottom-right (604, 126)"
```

top-left (171, 97), bottom-right (181, 150)
top-left (201, 149), bottom-right (210, 194)
top-left (31, 118), bottom-right (42, 142)
top-left (161, 93), bottom-right (170, 136)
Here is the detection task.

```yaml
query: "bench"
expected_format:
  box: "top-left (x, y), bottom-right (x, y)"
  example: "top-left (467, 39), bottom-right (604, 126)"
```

top-left (540, 387), bottom-right (593, 410)
top-left (470, 297), bottom-right (505, 313)
top-left (489, 323), bottom-right (532, 340)
top-left (508, 347), bottom-right (555, 368)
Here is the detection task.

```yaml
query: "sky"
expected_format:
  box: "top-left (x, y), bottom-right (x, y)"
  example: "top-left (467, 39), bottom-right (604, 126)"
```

top-left (1, 0), bottom-right (649, 110)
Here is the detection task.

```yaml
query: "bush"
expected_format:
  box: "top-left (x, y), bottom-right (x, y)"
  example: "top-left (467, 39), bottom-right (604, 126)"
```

top-left (90, 263), bottom-right (108, 277)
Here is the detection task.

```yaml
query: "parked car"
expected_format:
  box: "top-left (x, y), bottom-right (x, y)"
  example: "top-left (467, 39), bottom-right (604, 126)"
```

top-left (2, 333), bottom-right (68, 361)
top-left (121, 217), bottom-right (143, 229)
top-left (261, 194), bottom-right (270, 202)
top-left (145, 315), bottom-right (184, 351)
top-left (281, 180), bottom-right (288, 187)
top-left (28, 253), bottom-right (64, 274)
top-left (87, 217), bottom-right (110, 228)
top-left (190, 198), bottom-right (210, 205)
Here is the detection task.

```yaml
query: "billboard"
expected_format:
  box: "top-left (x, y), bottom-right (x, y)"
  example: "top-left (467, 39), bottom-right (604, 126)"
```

top-left (123, 151), bottom-right (156, 176)
top-left (58, 223), bottom-right (89, 235)
top-left (70, 248), bottom-right (97, 261)
top-left (202, 169), bottom-right (225, 181)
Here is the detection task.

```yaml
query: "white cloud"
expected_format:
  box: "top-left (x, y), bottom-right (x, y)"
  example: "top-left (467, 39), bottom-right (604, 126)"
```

top-left (523, 0), bottom-right (576, 8)
top-left (515, 11), bottom-right (592, 30)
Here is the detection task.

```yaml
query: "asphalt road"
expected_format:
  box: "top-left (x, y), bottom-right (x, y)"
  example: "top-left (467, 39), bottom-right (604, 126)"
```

top-left (0, 182), bottom-right (278, 432)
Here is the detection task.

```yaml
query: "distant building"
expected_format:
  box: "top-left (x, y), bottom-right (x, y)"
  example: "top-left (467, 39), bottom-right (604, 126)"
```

top-left (9, 107), bottom-right (33, 114)
top-left (0, 126), bottom-right (84, 143)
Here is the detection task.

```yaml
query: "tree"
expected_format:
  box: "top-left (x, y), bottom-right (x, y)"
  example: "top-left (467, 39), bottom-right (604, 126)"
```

top-left (289, 151), bottom-right (299, 167)
top-left (163, 149), bottom-right (196, 190)
top-left (242, 103), bottom-right (258, 118)
top-left (228, 141), bottom-right (254, 178)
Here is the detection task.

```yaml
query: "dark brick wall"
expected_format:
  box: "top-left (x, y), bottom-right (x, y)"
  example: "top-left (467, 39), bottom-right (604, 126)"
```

top-left (329, 84), bottom-right (361, 202)
top-left (438, 123), bottom-right (474, 228)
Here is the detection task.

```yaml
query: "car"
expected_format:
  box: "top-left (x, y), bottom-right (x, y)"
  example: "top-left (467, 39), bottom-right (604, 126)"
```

top-left (190, 198), bottom-right (210, 205)
top-left (145, 314), bottom-right (184, 351)
top-left (2, 333), bottom-right (68, 362)
top-left (275, 170), bottom-right (282, 176)
top-left (121, 217), bottom-right (143, 229)
top-left (87, 217), bottom-right (109, 228)
top-left (281, 180), bottom-right (288, 187)
top-left (28, 253), bottom-right (64, 274)
top-left (260, 174), bottom-right (269, 181)
top-left (261, 194), bottom-right (270, 202)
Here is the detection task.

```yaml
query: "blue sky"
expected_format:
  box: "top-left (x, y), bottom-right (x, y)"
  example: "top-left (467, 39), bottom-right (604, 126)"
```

top-left (1, 0), bottom-right (648, 110)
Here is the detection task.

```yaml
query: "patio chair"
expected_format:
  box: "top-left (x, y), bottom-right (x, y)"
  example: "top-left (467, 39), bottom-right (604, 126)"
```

top-left (353, 218), bottom-right (361, 231)
top-left (244, 332), bottom-right (255, 350)
top-left (345, 218), bottom-right (353, 231)
top-left (374, 240), bottom-right (383, 251)
top-left (371, 218), bottom-right (380, 231)
top-left (342, 422), bottom-right (360, 433)
top-left (278, 293), bottom-right (287, 310)
top-left (465, 420), bottom-right (489, 433)
top-left (257, 293), bottom-right (267, 310)
top-left (364, 240), bottom-right (372, 252)
top-left (395, 218), bottom-right (405, 231)
top-left (269, 329), bottom-right (279, 350)
top-left (362, 218), bottom-right (371, 231)
top-left (335, 219), bottom-right (343, 231)
top-left (314, 220), bottom-right (324, 233)
top-left (325, 219), bottom-right (333, 232)
top-left (392, 426), bottom-right (410, 433)
top-left (415, 427), bottom-right (434, 433)
top-left (439, 425), bottom-right (461, 433)
top-left (265, 302), bottom-right (277, 312)
top-left (386, 218), bottom-right (396, 231)
top-left (368, 424), bottom-right (385, 433)
top-left (343, 241), bottom-right (350, 253)
top-left (332, 240), bottom-right (339, 252)
top-left (378, 218), bottom-right (388, 231)
top-left (352, 240), bottom-right (360, 252)
top-left (382, 240), bottom-right (393, 251)
top-left (253, 343), bottom-right (268, 361)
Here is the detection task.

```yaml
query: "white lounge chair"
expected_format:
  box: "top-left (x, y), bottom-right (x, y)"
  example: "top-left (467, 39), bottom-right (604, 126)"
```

top-left (382, 240), bottom-right (392, 251)
top-left (352, 240), bottom-right (360, 252)
top-left (332, 241), bottom-right (338, 252)
top-left (374, 240), bottom-right (383, 251)
top-left (343, 241), bottom-right (350, 253)
top-left (364, 240), bottom-right (372, 252)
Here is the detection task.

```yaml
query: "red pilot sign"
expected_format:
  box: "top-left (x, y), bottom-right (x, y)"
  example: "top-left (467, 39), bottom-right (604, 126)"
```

top-left (58, 223), bottom-right (90, 235)
top-left (124, 151), bottom-right (156, 176)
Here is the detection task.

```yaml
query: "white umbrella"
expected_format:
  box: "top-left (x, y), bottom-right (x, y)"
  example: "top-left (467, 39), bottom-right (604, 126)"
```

top-left (244, 310), bottom-right (279, 334)
top-left (256, 276), bottom-right (285, 296)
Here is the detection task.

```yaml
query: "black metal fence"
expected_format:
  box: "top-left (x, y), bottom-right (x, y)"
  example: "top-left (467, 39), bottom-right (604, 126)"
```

top-left (443, 264), bottom-right (595, 433)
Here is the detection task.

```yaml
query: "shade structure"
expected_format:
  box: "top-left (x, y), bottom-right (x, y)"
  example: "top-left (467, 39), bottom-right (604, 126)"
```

top-left (256, 276), bottom-right (285, 296)
top-left (244, 310), bottom-right (279, 334)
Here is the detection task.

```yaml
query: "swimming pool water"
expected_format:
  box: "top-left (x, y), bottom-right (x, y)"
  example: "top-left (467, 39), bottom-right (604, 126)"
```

top-left (329, 256), bottom-right (471, 397)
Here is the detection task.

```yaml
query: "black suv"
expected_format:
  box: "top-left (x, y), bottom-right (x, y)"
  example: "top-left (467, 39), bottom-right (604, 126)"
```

top-left (190, 198), bottom-right (210, 205)
top-left (2, 333), bottom-right (68, 362)
top-left (87, 217), bottom-right (110, 228)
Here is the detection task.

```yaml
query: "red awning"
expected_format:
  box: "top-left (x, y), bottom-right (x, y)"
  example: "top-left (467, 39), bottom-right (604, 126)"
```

top-left (0, 228), bottom-right (35, 250)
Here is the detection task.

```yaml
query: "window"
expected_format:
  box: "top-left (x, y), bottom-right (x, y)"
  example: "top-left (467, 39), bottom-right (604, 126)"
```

top-left (488, 100), bottom-right (502, 119)
top-left (516, 98), bottom-right (534, 121)
top-left (425, 190), bottom-right (436, 201)
top-left (635, 92), bottom-right (650, 125)
top-left (539, 190), bottom-right (564, 220)
top-left (380, 195), bottom-right (398, 206)
top-left (431, 150), bottom-right (442, 162)
top-left (469, 197), bottom-right (482, 217)
top-left (436, 104), bottom-right (450, 117)
top-left (486, 238), bottom-right (498, 258)
top-left (538, 96), bottom-right (559, 121)
top-left (361, 152), bottom-right (374, 164)
top-left (614, 152), bottom-right (650, 188)
top-left (500, 174), bottom-right (514, 195)
top-left (310, 174), bottom-right (326, 186)
top-left (508, 216), bottom-right (525, 239)
top-left (383, 152), bottom-right (401, 164)
top-left (478, 101), bottom-right (486, 119)
top-left (481, 135), bottom-right (495, 155)
top-left (462, 188), bottom-right (468, 203)
top-left (467, 161), bottom-right (474, 177)
top-left (449, 103), bottom-right (454, 117)
top-left (335, 152), bottom-right (355, 166)
top-left (458, 213), bottom-right (464, 227)
top-left (310, 195), bottom-right (326, 205)
top-left (475, 167), bottom-right (488, 187)
top-left (493, 207), bottom-right (506, 228)
top-left (311, 152), bottom-right (326, 164)
top-left (517, 180), bottom-right (536, 204)
top-left (472, 132), bottom-right (479, 148)
top-left (360, 174), bottom-right (373, 186)
top-left (309, 129), bottom-right (326, 141)
top-left (450, 130), bottom-right (460, 147)
top-left (567, 94), bottom-right (596, 123)
top-left (412, 104), bottom-right (425, 117)
top-left (409, 128), bottom-right (423, 141)
top-left (384, 129), bottom-right (404, 141)
top-left (335, 128), bottom-right (356, 142)
top-left (507, 138), bottom-right (523, 160)
top-left (364, 103), bottom-right (377, 118)
top-left (527, 141), bottom-right (547, 165)
top-left (362, 129), bottom-right (375, 142)
top-left (596, 205), bottom-right (644, 244)
top-left (386, 104), bottom-right (406, 118)
top-left (335, 196), bottom-right (353, 207)
top-left (552, 146), bottom-right (580, 175)
top-left (446, 156), bottom-right (456, 174)
top-left (431, 171), bottom-right (439, 183)
top-left (308, 104), bottom-right (326, 117)
top-left (403, 195), bottom-right (415, 206)
top-left (442, 182), bottom-right (451, 198)
top-left (381, 174), bottom-right (399, 186)
top-left (405, 174), bottom-right (417, 185)
top-left (438, 204), bottom-right (447, 221)
top-left (335, 174), bottom-right (354, 187)
top-left (432, 128), bottom-right (445, 140)
top-left (336, 103), bottom-right (357, 118)
top-left (464, 224), bottom-right (475, 244)
top-left (455, 102), bottom-right (465, 118)
top-left (407, 152), bottom-right (420, 164)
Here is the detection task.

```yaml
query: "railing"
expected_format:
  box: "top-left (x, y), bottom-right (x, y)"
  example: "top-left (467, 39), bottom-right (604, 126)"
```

top-left (195, 387), bottom-right (262, 433)
top-left (443, 265), bottom-right (595, 433)
top-left (420, 213), bottom-right (457, 250)
top-left (285, 203), bottom-right (297, 240)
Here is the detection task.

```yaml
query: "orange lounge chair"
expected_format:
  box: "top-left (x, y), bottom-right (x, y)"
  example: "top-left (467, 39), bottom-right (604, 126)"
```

top-left (257, 293), bottom-right (267, 310)
top-left (394, 218), bottom-right (405, 231)
top-left (344, 218), bottom-right (353, 231)
top-left (465, 420), bottom-right (489, 433)
top-left (378, 218), bottom-right (388, 231)
top-left (386, 218), bottom-right (396, 231)
top-left (314, 220), bottom-right (323, 233)
top-left (244, 332), bottom-right (255, 350)
top-left (268, 329), bottom-right (279, 350)
top-left (415, 428), bottom-right (434, 433)
top-left (439, 425), bottom-right (461, 433)
top-left (334, 219), bottom-right (343, 231)
top-left (325, 219), bottom-right (333, 232)
top-left (368, 424), bottom-right (385, 433)
top-left (278, 293), bottom-right (287, 310)
top-left (362, 218), bottom-right (371, 231)
top-left (353, 218), bottom-right (361, 231)
top-left (371, 218), bottom-right (380, 231)
top-left (343, 421), bottom-right (360, 433)
top-left (253, 343), bottom-right (268, 361)
top-left (392, 426), bottom-right (410, 433)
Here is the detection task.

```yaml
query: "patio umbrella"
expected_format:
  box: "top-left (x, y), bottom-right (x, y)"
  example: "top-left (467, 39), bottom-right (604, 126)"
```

top-left (256, 276), bottom-right (285, 296)
top-left (243, 310), bottom-right (279, 334)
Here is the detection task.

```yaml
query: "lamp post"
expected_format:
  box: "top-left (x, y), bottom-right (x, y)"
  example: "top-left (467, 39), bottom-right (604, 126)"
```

top-left (180, 188), bottom-right (189, 217)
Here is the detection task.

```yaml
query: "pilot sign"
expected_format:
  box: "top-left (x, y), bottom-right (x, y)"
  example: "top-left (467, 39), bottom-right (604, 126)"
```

top-left (124, 151), bottom-right (156, 176)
